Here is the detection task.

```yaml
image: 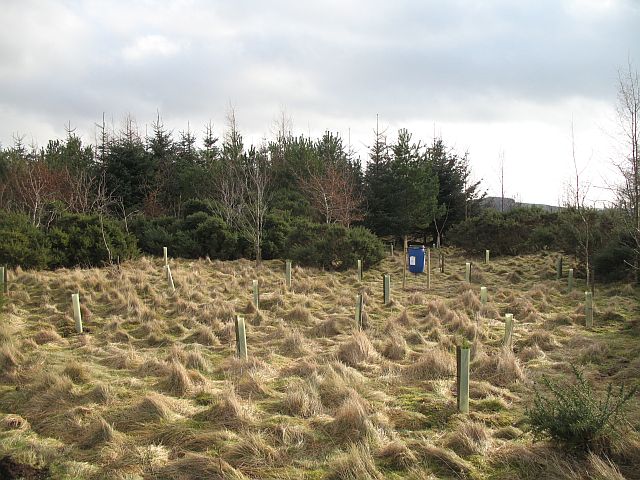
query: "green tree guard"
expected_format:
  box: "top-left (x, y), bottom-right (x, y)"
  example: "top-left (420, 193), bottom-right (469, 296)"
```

top-left (285, 260), bottom-right (292, 289)
top-left (72, 293), bottom-right (83, 334)
top-left (504, 313), bottom-right (514, 348)
top-left (568, 268), bottom-right (574, 293)
top-left (163, 247), bottom-right (168, 266)
top-left (480, 286), bottom-right (488, 305)
top-left (234, 315), bottom-right (248, 360)
top-left (357, 259), bottom-right (363, 282)
top-left (485, 249), bottom-right (490, 264)
top-left (427, 249), bottom-right (431, 289)
top-left (556, 256), bottom-right (563, 279)
top-left (253, 280), bottom-right (259, 310)
top-left (390, 243), bottom-right (394, 257)
top-left (465, 262), bottom-right (471, 283)
top-left (355, 294), bottom-right (364, 329)
top-left (383, 274), bottom-right (391, 305)
top-left (585, 291), bottom-right (593, 328)
top-left (456, 346), bottom-right (470, 413)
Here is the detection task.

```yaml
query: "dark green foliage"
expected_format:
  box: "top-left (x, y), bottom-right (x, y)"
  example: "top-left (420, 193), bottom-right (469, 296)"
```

top-left (593, 237), bottom-right (635, 282)
top-left (261, 210), bottom-right (295, 260)
top-left (0, 212), bottom-right (137, 269)
top-left (364, 129), bottom-right (439, 238)
top-left (0, 212), bottom-right (50, 269)
top-left (131, 213), bottom-right (239, 260)
top-left (526, 365), bottom-right (637, 452)
top-left (287, 222), bottom-right (384, 270)
top-left (47, 214), bottom-right (138, 268)
top-left (449, 208), bottom-right (558, 255)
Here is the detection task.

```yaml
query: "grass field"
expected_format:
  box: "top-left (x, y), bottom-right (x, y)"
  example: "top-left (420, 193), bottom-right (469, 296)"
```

top-left (0, 249), bottom-right (639, 479)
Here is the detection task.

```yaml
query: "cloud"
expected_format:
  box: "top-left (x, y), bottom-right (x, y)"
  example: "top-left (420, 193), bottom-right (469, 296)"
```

top-left (0, 0), bottom-right (637, 204)
top-left (121, 35), bottom-right (184, 62)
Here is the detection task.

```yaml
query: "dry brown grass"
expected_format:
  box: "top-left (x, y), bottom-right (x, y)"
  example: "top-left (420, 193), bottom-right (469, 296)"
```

top-left (155, 453), bottom-right (248, 480)
top-left (0, 251), bottom-right (636, 479)
top-left (337, 331), bottom-right (379, 367)
top-left (445, 420), bottom-right (490, 456)
top-left (472, 347), bottom-right (525, 386)
top-left (197, 388), bottom-right (254, 427)
top-left (327, 443), bottom-right (383, 480)
top-left (282, 380), bottom-right (323, 417)
top-left (377, 439), bottom-right (417, 468)
top-left (406, 347), bottom-right (455, 380)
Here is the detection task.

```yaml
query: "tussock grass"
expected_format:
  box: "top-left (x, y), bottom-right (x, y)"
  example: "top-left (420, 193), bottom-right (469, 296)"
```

top-left (161, 360), bottom-right (194, 397)
top-left (337, 331), bottom-right (379, 366)
top-left (155, 453), bottom-right (248, 480)
top-left (327, 443), bottom-right (383, 480)
top-left (472, 347), bottom-right (525, 386)
top-left (0, 251), bottom-right (637, 478)
top-left (445, 420), bottom-right (490, 456)
top-left (282, 379), bottom-right (323, 417)
top-left (406, 348), bottom-right (455, 380)
top-left (377, 439), bottom-right (417, 468)
top-left (63, 361), bottom-right (91, 384)
top-left (32, 328), bottom-right (63, 345)
top-left (196, 388), bottom-right (255, 427)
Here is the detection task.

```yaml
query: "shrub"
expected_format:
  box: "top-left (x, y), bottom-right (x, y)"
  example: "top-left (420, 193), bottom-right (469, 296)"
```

top-left (526, 365), bottom-right (637, 452)
top-left (47, 213), bottom-right (138, 267)
top-left (287, 222), bottom-right (384, 270)
top-left (0, 212), bottom-right (50, 268)
top-left (449, 208), bottom-right (559, 255)
top-left (593, 237), bottom-right (634, 283)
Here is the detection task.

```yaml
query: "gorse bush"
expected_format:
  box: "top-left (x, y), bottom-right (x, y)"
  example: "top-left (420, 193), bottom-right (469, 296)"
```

top-left (131, 211), bottom-right (385, 270)
top-left (0, 212), bottom-right (50, 269)
top-left (47, 213), bottom-right (138, 268)
top-left (526, 365), bottom-right (637, 452)
top-left (287, 222), bottom-right (384, 270)
top-left (0, 212), bottom-right (137, 269)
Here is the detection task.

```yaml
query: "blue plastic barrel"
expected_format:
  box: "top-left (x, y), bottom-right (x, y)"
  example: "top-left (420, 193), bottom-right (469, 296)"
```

top-left (408, 245), bottom-right (425, 273)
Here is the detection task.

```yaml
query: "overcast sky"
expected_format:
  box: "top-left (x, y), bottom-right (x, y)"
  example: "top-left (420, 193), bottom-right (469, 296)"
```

top-left (1, 0), bottom-right (638, 205)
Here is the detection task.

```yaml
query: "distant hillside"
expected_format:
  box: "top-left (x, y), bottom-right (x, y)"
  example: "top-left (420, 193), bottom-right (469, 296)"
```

top-left (480, 196), bottom-right (561, 213)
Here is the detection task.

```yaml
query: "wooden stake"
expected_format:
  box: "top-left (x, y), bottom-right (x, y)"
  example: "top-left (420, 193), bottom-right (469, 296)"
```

top-left (383, 274), bottom-right (390, 305)
top-left (234, 315), bottom-right (248, 360)
top-left (439, 253), bottom-right (445, 273)
top-left (165, 265), bottom-right (176, 292)
top-left (72, 293), bottom-right (83, 334)
top-left (585, 291), bottom-right (593, 328)
top-left (253, 280), bottom-right (259, 310)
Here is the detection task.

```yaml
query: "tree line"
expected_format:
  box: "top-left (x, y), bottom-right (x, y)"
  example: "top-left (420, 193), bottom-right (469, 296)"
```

top-left (0, 111), bottom-right (481, 269)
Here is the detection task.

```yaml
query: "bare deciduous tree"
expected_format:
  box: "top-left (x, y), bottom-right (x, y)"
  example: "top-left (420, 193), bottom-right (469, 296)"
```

top-left (615, 61), bottom-right (640, 282)
top-left (297, 163), bottom-right (363, 227)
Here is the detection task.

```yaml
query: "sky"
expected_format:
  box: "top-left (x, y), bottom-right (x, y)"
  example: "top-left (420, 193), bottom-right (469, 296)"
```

top-left (0, 0), bottom-right (638, 206)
